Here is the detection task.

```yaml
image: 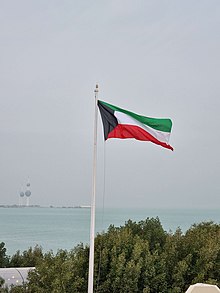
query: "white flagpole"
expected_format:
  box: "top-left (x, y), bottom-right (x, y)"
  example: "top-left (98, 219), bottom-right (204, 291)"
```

top-left (88, 84), bottom-right (99, 293)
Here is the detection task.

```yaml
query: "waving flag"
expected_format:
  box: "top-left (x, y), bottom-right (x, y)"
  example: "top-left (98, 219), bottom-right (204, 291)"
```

top-left (98, 100), bottom-right (173, 151)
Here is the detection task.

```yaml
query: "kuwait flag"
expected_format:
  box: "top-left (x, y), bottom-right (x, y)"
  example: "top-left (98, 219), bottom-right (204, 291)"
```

top-left (98, 100), bottom-right (173, 151)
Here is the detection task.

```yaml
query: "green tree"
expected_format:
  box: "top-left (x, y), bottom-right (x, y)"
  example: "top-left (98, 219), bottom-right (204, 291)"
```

top-left (93, 218), bottom-right (168, 292)
top-left (163, 221), bottom-right (220, 291)
top-left (181, 221), bottom-right (220, 288)
top-left (0, 242), bottom-right (9, 267)
top-left (0, 276), bottom-right (5, 288)
top-left (9, 246), bottom-right (43, 267)
top-left (27, 245), bottom-right (89, 293)
top-left (124, 217), bottom-right (167, 251)
top-left (4, 218), bottom-right (220, 293)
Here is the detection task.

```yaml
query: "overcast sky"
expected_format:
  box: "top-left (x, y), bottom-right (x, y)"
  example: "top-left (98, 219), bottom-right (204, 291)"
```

top-left (0, 0), bottom-right (220, 208)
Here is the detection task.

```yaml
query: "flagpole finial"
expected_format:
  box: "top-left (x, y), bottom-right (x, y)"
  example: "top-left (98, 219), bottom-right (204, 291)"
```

top-left (95, 84), bottom-right (99, 93)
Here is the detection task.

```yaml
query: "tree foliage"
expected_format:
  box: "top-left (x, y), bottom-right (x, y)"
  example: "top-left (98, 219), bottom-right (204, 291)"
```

top-left (1, 218), bottom-right (220, 292)
top-left (9, 246), bottom-right (43, 268)
top-left (0, 242), bottom-right (9, 268)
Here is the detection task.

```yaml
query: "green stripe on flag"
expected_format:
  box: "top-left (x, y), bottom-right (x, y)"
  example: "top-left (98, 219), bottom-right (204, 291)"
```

top-left (99, 100), bottom-right (172, 133)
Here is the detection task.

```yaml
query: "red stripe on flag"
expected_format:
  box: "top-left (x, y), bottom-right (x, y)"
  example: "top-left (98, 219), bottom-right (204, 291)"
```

top-left (107, 124), bottom-right (173, 151)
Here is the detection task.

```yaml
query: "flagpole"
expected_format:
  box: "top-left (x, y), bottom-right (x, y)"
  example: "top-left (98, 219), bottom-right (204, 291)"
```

top-left (88, 84), bottom-right (99, 293)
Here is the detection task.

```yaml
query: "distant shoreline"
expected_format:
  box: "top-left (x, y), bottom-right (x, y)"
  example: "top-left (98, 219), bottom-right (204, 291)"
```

top-left (0, 204), bottom-right (91, 209)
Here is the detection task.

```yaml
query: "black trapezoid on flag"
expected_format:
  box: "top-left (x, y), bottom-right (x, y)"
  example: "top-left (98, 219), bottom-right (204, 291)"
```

top-left (97, 100), bottom-right (118, 140)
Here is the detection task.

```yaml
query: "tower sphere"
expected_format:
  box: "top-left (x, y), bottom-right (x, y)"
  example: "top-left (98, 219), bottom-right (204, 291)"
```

top-left (25, 190), bottom-right (31, 197)
top-left (20, 192), bottom-right (25, 197)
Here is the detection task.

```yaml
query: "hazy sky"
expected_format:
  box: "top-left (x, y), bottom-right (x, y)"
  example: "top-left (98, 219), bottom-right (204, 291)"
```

top-left (1, 1), bottom-right (220, 208)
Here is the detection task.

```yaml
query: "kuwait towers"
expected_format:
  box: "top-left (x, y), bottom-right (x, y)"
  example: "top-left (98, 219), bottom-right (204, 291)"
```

top-left (19, 182), bottom-right (31, 206)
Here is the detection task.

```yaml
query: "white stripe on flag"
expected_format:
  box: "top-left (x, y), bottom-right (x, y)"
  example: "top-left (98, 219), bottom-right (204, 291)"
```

top-left (115, 111), bottom-right (171, 144)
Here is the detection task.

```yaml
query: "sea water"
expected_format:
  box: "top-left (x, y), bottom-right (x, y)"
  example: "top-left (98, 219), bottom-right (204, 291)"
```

top-left (0, 207), bottom-right (219, 256)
